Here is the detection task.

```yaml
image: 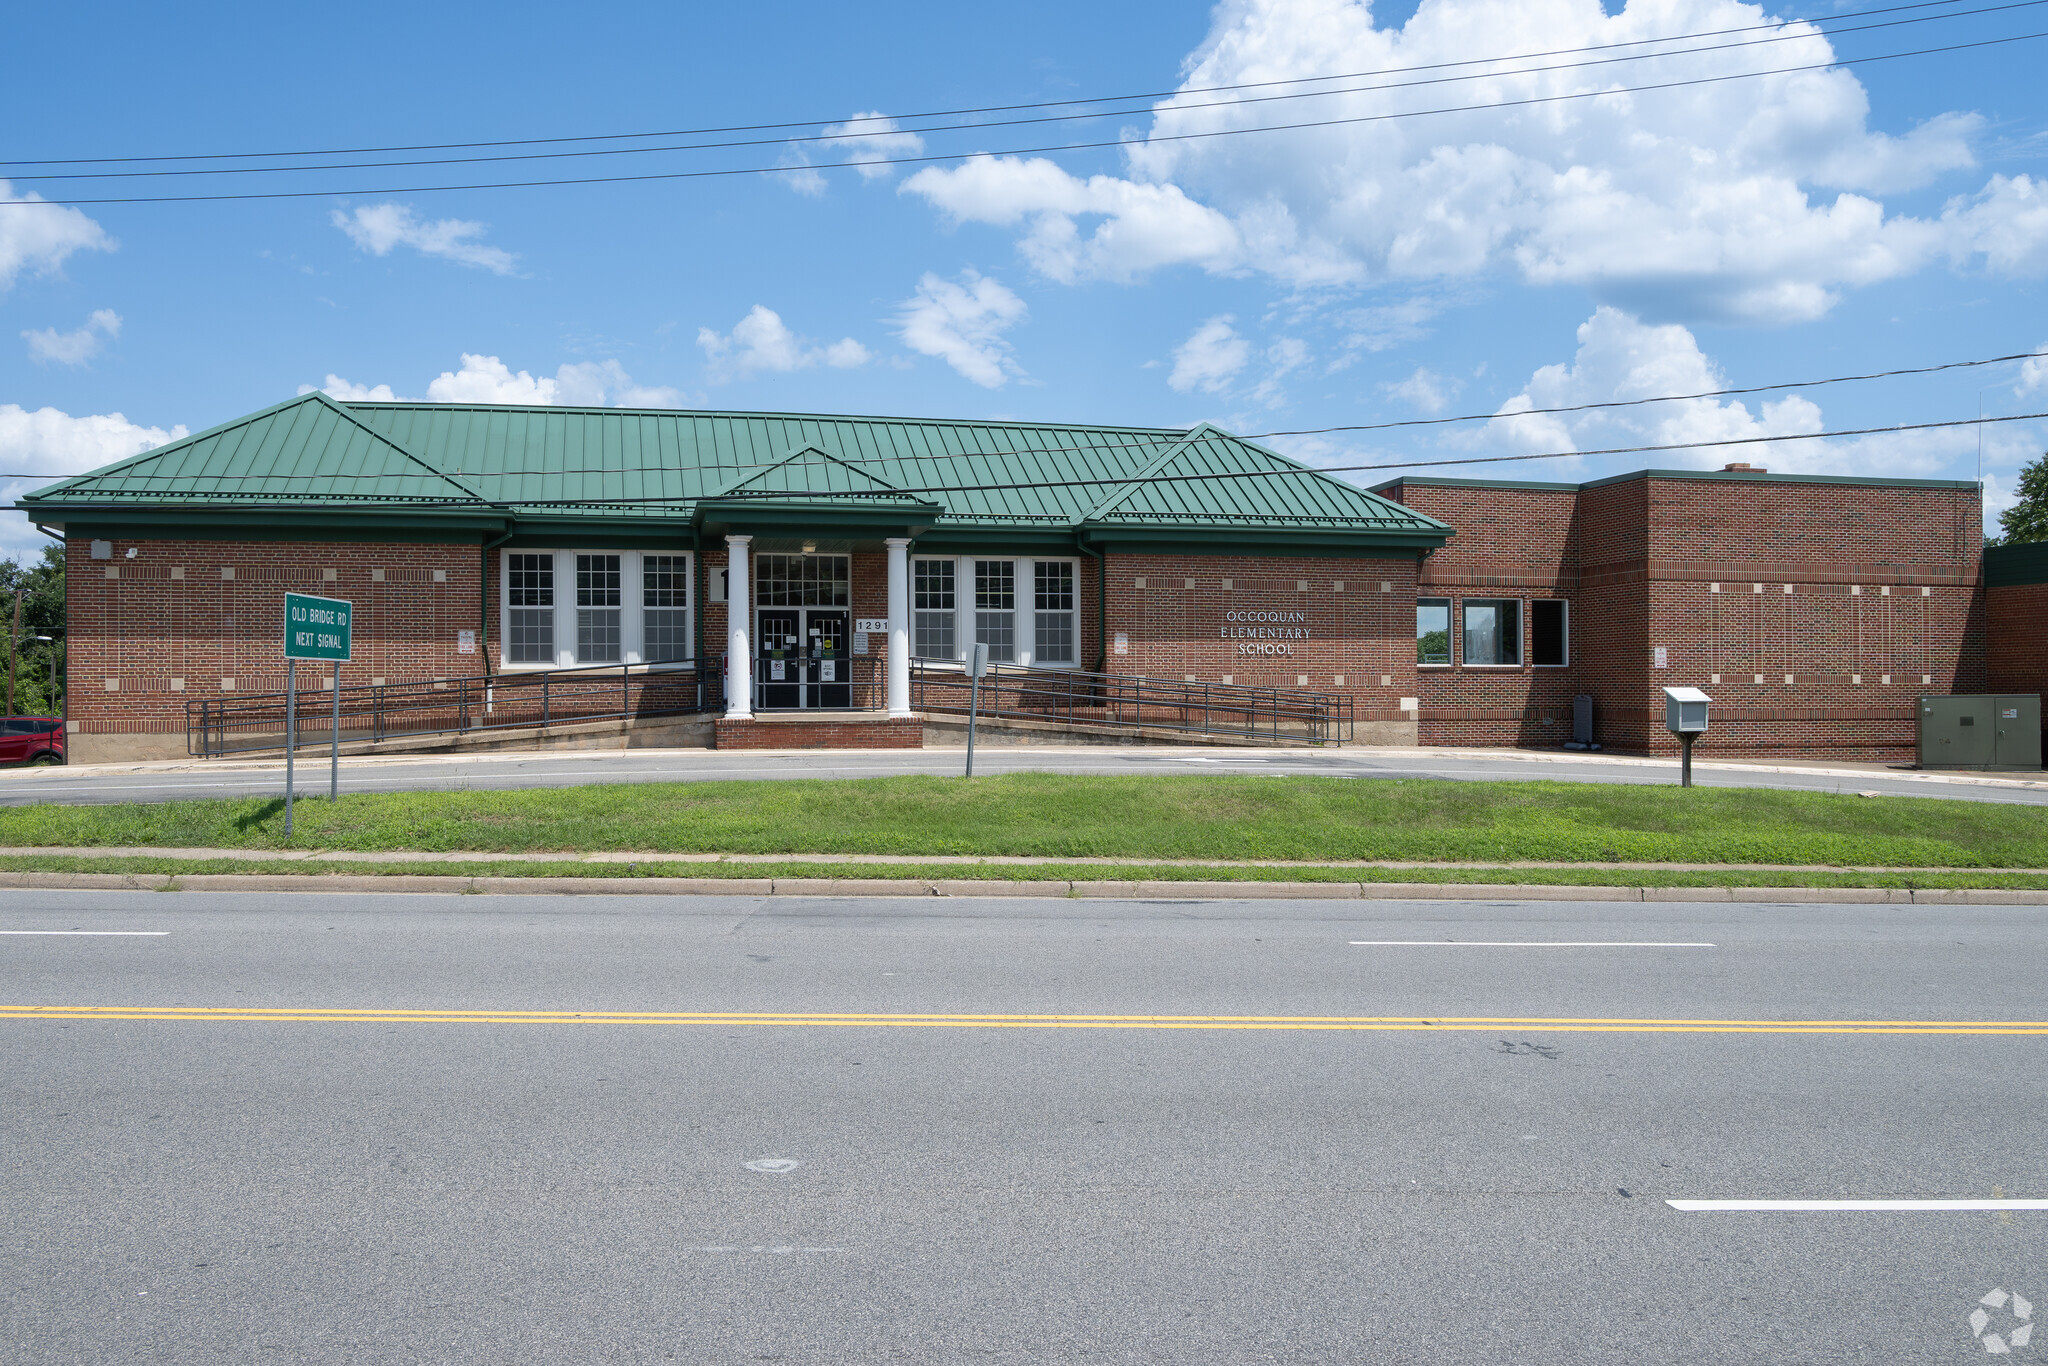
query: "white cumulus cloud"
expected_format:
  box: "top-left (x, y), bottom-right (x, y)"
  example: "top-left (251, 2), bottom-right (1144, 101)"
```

top-left (22, 308), bottom-right (120, 366)
top-left (0, 405), bottom-right (187, 559)
top-left (1168, 316), bottom-right (1250, 393)
top-left (332, 203), bottom-right (519, 274)
top-left (824, 111), bottom-right (926, 181)
top-left (695, 305), bottom-right (873, 382)
top-left (0, 181), bottom-right (113, 292)
top-left (2019, 342), bottom-right (2048, 396)
top-left (898, 0), bottom-right (2041, 322)
top-left (299, 375), bottom-right (398, 402)
top-left (894, 270), bottom-right (1028, 387)
top-left (1478, 306), bottom-right (1969, 478)
top-left (1387, 366), bottom-right (1455, 415)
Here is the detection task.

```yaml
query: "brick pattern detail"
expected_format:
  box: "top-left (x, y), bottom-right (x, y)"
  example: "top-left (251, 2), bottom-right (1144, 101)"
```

top-left (1381, 476), bottom-right (1987, 758)
top-left (714, 718), bottom-right (922, 749)
top-left (69, 538), bottom-right (483, 736)
top-left (1988, 582), bottom-right (2048, 695)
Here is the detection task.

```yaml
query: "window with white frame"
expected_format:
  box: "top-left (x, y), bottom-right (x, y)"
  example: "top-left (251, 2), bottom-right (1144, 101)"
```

top-left (975, 559), bottom-right (1016, 662)
top-left (500, 550), bottom-right (693, 668)
top-left (1462, 598), bottom-right (1522, 667)
top-left (1034, 561), bottom-right (1076, 664)
top-left (914, 558), bottom-right (955, 660)
top-left (642, 556), bottom-right (690, 662)
top-left (507, 553), bottom-right (555, 664)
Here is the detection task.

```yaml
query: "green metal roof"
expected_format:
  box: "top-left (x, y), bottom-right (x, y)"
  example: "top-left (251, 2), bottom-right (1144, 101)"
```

top-left (20, 393), bottom-right (1451, 551)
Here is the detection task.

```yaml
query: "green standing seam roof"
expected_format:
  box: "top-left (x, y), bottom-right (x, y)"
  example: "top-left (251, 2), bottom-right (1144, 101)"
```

top-left (19, 393), bottom-right (1452, 547)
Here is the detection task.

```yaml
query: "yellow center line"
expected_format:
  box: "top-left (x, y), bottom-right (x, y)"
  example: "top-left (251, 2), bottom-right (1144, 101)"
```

top-left (1, 1005), bottom-right (2045, 1033)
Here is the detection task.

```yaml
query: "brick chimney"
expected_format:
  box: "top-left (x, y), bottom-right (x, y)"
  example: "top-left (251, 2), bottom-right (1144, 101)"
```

top-left (1722, 462), bottom-right (1766, 473)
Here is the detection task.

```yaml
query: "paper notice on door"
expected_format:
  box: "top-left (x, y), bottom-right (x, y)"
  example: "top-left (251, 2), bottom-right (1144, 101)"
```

top-left (852, 632), bottom-right (869, 655)
top-left (769, 660), bottom-right (786, 681)
top-left (820, 661), bottom-right (836, 682)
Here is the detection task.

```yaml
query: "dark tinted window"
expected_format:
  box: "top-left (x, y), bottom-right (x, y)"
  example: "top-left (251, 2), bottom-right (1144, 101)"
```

top-left (0, 719), bottom-right (32, 735)
top-left (1532, 600), bottom-right (1568, 667)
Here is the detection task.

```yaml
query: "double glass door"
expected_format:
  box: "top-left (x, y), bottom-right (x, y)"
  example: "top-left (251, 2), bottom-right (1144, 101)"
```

top-left (756, 608), bottom-right (851, 709)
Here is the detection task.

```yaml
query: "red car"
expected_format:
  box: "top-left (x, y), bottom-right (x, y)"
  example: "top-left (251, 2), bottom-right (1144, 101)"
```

top-left (0, 717), bottom-right (65, 765)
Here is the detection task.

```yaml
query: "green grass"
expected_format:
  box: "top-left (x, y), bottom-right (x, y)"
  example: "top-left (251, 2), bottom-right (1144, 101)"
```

top-left (2, 854), bottom-right (2046, 890)
top-left (0, 773), bottom-right (2043, 867)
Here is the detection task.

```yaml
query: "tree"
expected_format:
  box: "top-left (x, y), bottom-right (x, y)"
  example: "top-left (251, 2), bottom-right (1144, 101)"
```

top-left (0, 546), bottom-right (65, 716)
top-left (1992, 451), bottom-right (2048, 545)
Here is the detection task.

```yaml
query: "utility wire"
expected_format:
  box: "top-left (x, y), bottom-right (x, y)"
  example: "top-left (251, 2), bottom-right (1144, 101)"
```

top-left (8, 29), bottom-right (2042, 207)
top-left (10, 348), bottom-right (2041, 484)
top-left (31, 412), bottom-right (2047, 502)
top-left (0, 0), bottom-right (1972, 169)
top-left (9, 2), bottom-right (2033, 184)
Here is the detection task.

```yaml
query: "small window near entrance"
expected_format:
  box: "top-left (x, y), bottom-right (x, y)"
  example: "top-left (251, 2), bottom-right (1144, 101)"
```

top-left (1035, 561), bottom-right (1076, 664)
top-left (1531, 599), bottom-right (1568, 667)
top-left (576, 554), bottom-right (622, 664)
top-left (642, 555), bottom-right (689, 662)
top-left (507, 553), bottom-right (555, 664)
top-left (1462, 599), bottom-right (1521, 667)
top-left (975, 560), bottom-right (1016, 662)
top-left (914, 558), bottom-right (955, 660)
top-left (1417, 598), bottom-right (1451, 666)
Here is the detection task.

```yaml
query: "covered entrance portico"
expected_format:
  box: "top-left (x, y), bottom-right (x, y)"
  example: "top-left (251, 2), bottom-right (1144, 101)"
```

top-left (700, 447), bottom-right (938, 725)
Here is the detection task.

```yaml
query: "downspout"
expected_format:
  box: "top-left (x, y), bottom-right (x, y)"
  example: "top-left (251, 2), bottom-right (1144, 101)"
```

top-left (1077, 536), bottom-right (1107, 672)
top-left (481, 524), bottom-right (515, 676)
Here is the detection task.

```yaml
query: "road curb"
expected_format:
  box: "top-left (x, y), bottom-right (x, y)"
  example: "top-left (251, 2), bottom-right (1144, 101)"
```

top-left (1, 871), bottom-right (2043, 903)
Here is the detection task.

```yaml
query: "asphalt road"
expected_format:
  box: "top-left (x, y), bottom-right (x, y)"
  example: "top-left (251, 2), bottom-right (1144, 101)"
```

top-left (3, 743), bottom-right (2044, 805)
top-left (4, 889), bottom-right (2044, 1364)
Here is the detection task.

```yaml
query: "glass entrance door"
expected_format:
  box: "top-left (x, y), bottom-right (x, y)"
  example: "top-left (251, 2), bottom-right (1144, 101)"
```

top-left (804, 610), bottom-right (851, 709)
top-left (757, 609), bottom-right (801, 709)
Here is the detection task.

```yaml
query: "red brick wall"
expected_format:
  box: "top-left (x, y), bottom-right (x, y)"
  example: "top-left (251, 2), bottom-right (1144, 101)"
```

top-left (1988, 582), bottom-right (2048, 695)
top-left (1379, 476), bottom-right (1986, 758)
top-left (69, 537), bottom-right (483, 740)
top-left (1102, 552), bottom-right (1420, 729)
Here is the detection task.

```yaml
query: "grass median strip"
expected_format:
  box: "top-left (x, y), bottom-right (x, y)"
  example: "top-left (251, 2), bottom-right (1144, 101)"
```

top-left (0, 774), bottom-right (2045, 867)
top-left (3, 854), bottom-right (2047, 891)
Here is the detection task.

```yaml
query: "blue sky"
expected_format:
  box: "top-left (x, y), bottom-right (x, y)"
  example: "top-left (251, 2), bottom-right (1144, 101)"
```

top-left (3, 0), bottom-right (2046, 558)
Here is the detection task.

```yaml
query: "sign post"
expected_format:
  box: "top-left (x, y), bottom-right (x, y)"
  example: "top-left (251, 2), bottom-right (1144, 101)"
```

top-left (965, 642), bottom-right (988, 778)
top-left (283, 593), bottom-right (353, 838)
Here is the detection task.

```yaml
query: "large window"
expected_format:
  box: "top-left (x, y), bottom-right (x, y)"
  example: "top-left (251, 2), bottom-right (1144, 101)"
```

top-left (975, 559), bottom-right (1016, 662)
top-left (642, 556), bottom-right (690, 662)
top-left (1416, 598), bottom-right (1451, 666)
top-left (1462, 599), bottom-right (1522, 666)
top-left (507, 553), bottom-right (555, 664)
top-left (757, 554), bottom-right (849, 606)
top-left (576, 554), bottom-right (622, 664)
top-left (1531, 599), bottom-right (1568, 667)
top-left (1034, 561), bottom-right (1076, 664)
top-left (501, 550), bottom-right (693, 669)
top-left (914, 558), bottom-right (956, 660)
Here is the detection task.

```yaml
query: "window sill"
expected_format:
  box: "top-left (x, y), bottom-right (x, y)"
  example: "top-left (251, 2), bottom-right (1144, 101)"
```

top-left (1417, 663), bottom-right (1452, 670)
top-left (1461, 663), bottom-right (1527, 670)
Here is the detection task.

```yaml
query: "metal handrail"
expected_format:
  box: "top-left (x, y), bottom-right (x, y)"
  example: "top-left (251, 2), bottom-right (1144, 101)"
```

top-left (185, 659), bottom-right (721, 758)
top-left (909, 659), bottom-right (1351, 745)
top-left (184, 654), bottom-right (1352, 756)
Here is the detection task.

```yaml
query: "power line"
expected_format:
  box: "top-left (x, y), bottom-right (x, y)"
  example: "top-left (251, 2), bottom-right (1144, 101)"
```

top-left (0, 0), bottom-right (1972, 169)
top-left (8, 29), bottom-right (2042, 207)
top-left (28, 412), bottom-right (2046, 504)
top-left (10, 2), bottom-right (2033, 185)
top-left (9, 347), bottom-right (2041, 485)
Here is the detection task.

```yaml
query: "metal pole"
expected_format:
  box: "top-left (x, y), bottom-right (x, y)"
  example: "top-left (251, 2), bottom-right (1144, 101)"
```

top-left (965, 642), bottom-right (987, 778)
top-left (285, 658), bottom-right (296, 840)
top-left (330, 665), bottom-right (340, 802)
top-left (1681, 733), bottom-right (1694, 788)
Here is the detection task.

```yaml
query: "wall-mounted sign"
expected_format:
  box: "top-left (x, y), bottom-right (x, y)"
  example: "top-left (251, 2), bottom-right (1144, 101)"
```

top-left (852, 632), bottom-right (869, 654)
top-left (1220, 608), bottom-right (1310, 657)
top-left (457, 629), bottom-right (476, 655)
top-left (1654, 646), bottom-right (1668, 669)
top-left (1113, 632), bottom-right (1129, 655)
top-left (855, 618), bottom-right (889, 633)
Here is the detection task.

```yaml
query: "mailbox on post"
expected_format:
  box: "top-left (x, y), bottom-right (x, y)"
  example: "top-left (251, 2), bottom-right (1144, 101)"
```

top-left (1662, 686), bottom-right (1710, 787)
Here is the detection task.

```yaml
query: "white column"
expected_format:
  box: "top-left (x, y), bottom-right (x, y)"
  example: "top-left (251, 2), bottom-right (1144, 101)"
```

top-left (954, 555), bottom-right (974, 665)
top-left (1014, 556), bottom-right (1034, 668)
top-left (885, 538), bottom-right (912, 718)
top-left (724, 535), bottom-right (752, 718)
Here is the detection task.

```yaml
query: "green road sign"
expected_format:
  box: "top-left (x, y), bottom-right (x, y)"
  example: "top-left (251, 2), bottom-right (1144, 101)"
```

top-left (284, 592), bottom-right (353, 661)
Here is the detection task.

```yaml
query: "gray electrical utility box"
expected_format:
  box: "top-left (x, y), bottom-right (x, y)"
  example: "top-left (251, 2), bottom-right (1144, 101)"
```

top-left (1917, 695), bottom-right (2041, 771)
